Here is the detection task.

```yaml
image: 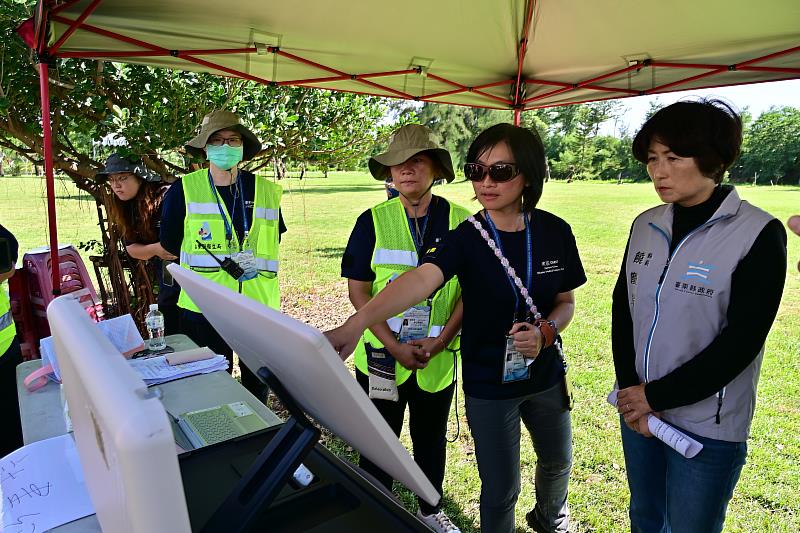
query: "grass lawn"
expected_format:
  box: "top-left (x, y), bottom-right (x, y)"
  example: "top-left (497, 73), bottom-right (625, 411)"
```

top-left (2, 172), bottom-right (798, 531)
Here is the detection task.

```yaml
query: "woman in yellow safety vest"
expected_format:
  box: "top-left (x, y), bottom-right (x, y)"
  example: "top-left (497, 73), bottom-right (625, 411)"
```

top-left (160, 110), bottom-right (285, 402)
top-left (340, 124), bottom-right (469, 533)
top-left (330, 124), bottom-right (586, 533)
top-left (0, 223), bottom-right (22, 456)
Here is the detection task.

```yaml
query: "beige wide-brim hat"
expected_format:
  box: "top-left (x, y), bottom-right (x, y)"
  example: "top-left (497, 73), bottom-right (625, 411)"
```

top-left (185, 110), bottom-right (261, 161)
top-left (368, 124), bottom-right (455, 182)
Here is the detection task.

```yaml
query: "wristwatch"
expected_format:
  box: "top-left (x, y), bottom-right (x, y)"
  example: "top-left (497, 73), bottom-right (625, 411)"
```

top-left (535, 319), bottom-right (558, 348)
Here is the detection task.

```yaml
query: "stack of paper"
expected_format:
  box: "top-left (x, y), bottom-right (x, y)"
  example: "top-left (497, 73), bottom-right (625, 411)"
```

top-left (128, 354), bottom-right (229, 386)
top-left (40, 314), bottom-right (145, 381)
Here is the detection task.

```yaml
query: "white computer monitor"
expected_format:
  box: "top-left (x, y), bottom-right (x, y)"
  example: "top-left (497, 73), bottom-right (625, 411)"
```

top-left (168, 264), bottom-right (440, 506)
top-left (48, 296), bottom-right (192, 533)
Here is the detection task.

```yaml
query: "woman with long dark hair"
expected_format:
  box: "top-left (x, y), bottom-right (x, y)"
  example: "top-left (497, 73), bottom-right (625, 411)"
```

top-left (98, 153), bottom-right (180, 334)
top-left (327, 123), bottom-right (585, 533)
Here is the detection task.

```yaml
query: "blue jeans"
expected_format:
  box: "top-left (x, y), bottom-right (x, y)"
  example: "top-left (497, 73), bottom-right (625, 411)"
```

top-left (466, 383), bottom-right (572, 533)
top-left (620, 418), bottom-right (747, 533)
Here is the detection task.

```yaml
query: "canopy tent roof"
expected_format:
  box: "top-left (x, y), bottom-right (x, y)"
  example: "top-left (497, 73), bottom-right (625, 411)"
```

top-left (39, 0), bottom-right (800, 111)
top-left (21, 0), bottom-right (800, 294)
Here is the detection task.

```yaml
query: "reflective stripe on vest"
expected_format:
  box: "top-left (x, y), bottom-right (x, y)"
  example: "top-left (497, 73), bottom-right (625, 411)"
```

top-left (186, 202), bottom-right (223, 215)
top-left (177, 169), bottom-right (282, 312)
top-left (373, 248), bottom-right (418, 267)
top-left (354, 197), bottom-right (471, 393)
top-left (254, 207), bottom-right (279, 220)
top-left (0, 309), bottom-right (12, 330)
top-left (0, 288), bottom-right (15, 355)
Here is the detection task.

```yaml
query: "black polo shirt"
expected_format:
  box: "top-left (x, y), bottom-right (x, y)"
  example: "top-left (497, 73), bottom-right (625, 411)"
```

top-left (423, 209), bottom-right (586, 400)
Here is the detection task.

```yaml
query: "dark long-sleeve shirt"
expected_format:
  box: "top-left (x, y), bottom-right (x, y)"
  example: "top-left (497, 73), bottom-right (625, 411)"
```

top-left (0, 223), bottom-right (19, 272)
top-left (612, 186), bottom-right (787, 411)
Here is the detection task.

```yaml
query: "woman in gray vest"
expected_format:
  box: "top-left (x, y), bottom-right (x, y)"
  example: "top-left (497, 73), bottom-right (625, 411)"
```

top-left (612, 99), bottom-right (787, 533)
top-left (330, 123), bottom-right (586, 533)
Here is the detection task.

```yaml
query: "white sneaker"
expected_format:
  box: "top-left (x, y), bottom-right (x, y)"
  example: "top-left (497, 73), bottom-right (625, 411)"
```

top-left (416, 509), bottom-right (461, 533)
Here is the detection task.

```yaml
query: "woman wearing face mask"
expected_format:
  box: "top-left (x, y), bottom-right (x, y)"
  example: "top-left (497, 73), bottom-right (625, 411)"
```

top-left (328, 123), bottom-right (585, 533)
top-left (612, 100), bottom-right (787, 533)
top-left (340, 124), bottom-right (470, 533)
top-left (98, 153), bottom-right (180, 335)
top-left (160, 110), bottom-right (286, 401)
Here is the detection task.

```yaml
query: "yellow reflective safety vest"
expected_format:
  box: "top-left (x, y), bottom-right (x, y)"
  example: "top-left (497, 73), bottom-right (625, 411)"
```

top-left (177, 169), bottom-right (282, 312)
top-left (354, 197), bottom-right (470, 392)
top-left (0, 281), bottom-right (16, 356)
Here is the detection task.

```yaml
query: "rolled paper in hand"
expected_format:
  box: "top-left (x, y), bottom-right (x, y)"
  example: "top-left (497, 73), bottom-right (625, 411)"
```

top-left (607, 389), bottom-right (704, 459)
top-left (166, 347), bottom-right (216, 365)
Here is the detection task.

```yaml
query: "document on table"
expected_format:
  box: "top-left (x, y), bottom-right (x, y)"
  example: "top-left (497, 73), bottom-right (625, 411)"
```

top-left (40, 314), bottom-right (145, 381)
top-left (128, 354), bottom-right (228, 385)
top-left (607, 389), bottom-right (704, 459)
top-left (0, 434), bottom-right (94, 533)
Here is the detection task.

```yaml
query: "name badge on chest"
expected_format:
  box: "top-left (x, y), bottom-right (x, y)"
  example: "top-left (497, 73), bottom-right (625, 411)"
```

top-left (502, 335), bottom-right (530, 383)
top-left (398, 304), bottom-right (431, 343)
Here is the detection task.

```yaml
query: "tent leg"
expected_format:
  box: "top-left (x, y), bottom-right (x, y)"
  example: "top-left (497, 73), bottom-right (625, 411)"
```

top-left (513, 109), bottom-right (521, 126)
top-left (38, 59), bottom-right (61, 296)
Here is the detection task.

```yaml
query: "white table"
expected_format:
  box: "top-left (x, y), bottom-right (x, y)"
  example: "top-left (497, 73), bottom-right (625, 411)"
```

top-left (15, 334), bottom-right (282, 532)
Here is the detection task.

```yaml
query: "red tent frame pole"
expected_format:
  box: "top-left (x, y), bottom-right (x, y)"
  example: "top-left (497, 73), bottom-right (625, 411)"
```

top-left (38, 59), bottom-right (61, 296)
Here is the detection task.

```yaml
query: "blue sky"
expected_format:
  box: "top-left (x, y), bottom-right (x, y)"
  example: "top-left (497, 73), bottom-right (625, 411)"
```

top-left (600, 79), bottom-right (800, 136)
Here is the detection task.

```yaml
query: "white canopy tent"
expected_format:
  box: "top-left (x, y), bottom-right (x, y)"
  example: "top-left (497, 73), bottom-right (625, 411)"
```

top-left (20, 0), bottom-right (800, 290)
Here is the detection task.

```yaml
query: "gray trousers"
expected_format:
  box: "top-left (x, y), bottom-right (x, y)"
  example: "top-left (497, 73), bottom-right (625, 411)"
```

top-left (465, 383), bottom-right (572, 533)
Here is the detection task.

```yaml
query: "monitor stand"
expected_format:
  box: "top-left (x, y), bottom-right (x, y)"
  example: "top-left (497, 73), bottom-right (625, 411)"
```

top-left (200, 367), bottom-right (320, 533)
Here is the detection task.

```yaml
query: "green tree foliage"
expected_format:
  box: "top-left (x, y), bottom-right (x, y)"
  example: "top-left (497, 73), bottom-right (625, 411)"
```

top-left (0, 0), bottom-right (387, 191)
top-left (732, 106), bottom-right (800, 185)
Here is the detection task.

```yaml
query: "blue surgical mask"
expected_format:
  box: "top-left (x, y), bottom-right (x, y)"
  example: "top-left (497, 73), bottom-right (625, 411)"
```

top-left (206, 144), bottom-right (244, 170)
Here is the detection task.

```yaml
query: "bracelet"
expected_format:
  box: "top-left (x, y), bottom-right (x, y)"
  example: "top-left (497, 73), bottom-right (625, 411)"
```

top-left (534, 319), bottom-right (558, 348)
top-left (435, 337), bottom-right (447, 351)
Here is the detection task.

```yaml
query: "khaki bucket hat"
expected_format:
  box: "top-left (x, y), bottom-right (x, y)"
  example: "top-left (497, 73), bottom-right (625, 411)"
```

top-left (368, 124), bottom-right (455, 182)
top-left (185, 110), bottom-right (261, 161)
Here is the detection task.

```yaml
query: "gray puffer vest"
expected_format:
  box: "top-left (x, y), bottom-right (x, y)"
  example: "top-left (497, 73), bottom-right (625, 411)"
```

top-left (626, 187), bottom-right (774, 442)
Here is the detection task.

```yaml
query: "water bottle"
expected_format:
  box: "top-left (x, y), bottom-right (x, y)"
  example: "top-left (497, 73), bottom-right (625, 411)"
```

top-left (145, 303), bottom-right (166, 351)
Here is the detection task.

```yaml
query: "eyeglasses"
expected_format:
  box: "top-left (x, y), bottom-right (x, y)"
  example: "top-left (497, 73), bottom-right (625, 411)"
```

top-left (207, 136), bottom-right (243, 147)
top-left (463, 162), bottom-right (520, 182)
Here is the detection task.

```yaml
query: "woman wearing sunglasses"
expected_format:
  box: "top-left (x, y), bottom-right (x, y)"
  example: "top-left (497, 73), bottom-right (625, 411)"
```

top-left (612, 100), bottom-right (787, 532)
top-left (328, 123), bottom-right (585, 533)
top-left (340, 124), bottom-right (470, 533)
top-left (98, 152), bottom-right (180, 334)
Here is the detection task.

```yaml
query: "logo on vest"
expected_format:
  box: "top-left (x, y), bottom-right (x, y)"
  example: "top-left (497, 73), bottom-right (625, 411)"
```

top-left (674, 261), bottom-right (716, 298)
top-left (198, 222), bottom-right (212, 241)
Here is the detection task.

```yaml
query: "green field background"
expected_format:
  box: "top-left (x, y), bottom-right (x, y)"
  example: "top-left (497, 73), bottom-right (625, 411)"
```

top-left (2, 173), bottom-right (797, 531)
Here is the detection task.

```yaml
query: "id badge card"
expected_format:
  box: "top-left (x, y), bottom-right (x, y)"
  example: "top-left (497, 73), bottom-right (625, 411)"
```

top-left (398, 305), bottom-right (431, 343)
top-left (231, 248), bottom-right (257, 281)
top-left (502, 335), bottom-right (530, 383)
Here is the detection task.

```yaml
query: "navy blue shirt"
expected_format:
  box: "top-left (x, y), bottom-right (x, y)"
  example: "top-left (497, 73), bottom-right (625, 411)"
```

top-left (341, 195), bottom-right (455, 281)
top-left (0, 223), bottom-right (19, 272)
top-left (424, 209), bottom-right (586, 400)
top-left (160, 170), bottom-right (286, 256)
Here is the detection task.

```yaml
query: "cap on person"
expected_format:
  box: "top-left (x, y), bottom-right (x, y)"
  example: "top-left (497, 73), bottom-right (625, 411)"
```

top-left (95, 153), bottom-right (161, 182)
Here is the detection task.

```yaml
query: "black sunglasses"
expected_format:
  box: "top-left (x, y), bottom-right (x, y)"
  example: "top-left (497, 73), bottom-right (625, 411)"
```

top-left (463, 162), bottom-right (520, 182)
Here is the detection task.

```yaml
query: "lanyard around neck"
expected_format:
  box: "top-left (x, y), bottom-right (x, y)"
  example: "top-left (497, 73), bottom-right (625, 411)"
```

top-left (483, 211), bottom-right (533, 319)
top-left (207, 170), bottom-right (248, 245)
